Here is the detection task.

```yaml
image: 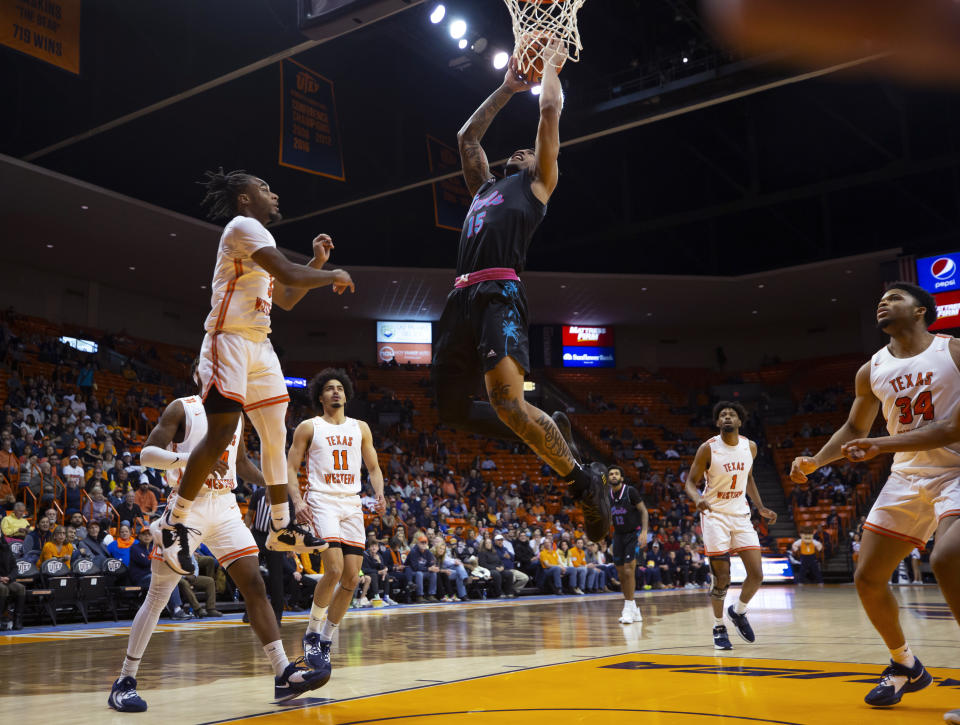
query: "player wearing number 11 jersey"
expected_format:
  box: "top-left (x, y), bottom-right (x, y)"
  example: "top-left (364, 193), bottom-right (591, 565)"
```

top-left (286, 368), bottom-right (385, 687)
top-left (792, 282), bottom-right (960, 713)
top-left (685, 401), bottom-right (777, 651)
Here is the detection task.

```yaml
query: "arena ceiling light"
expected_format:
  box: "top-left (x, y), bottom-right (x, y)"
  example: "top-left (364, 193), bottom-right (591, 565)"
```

top-left (492, 51), bottom-right (509, 69)
top-left (430, 4), bottom-right (445, 23)
top-left (449, 18), bottom-right (467, 39)
top-left (458, 38), bottom-right (468, 49)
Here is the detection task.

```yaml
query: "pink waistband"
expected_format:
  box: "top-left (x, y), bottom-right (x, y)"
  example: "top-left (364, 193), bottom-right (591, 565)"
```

top-left (454, 267), bottom-right (520, 289)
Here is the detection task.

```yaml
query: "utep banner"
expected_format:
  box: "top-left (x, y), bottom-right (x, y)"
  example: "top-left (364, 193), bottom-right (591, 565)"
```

top-left (563, 325), bottom-right (615, 347)
top-left (916, 252), bottom-right (960, 293)
top-left (0, 0), bottom-right (81, 74)
top-left (279, 59), bottom-right (345, 180)
top-left (932, 290), bottom-right (960, 331)
top-left (426, 135), bottom-right (472, 231)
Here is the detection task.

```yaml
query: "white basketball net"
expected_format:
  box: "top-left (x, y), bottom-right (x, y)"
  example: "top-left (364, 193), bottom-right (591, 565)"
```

top-left (502, 0), bottom-right (587, 77)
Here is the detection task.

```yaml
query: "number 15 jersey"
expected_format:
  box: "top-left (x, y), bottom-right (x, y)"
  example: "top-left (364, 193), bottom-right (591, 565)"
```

top-left (305, 416), bottom-right (363, 495)
top-left (870, 334), bottom-right (960, 475)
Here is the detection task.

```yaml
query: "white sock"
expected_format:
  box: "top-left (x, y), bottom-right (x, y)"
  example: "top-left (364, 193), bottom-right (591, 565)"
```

top-left (119, 654), bottom-right (141, 679)
top-left (319, 618), bottom-right (339, 641)
top-left (270, 503), bottom-right (290, 529)
top-left (890, 643), bottom-right (916, 669)
top-left (714, 617), bottom-right (724, 627)
top-left (734, 599), bottom-right (748, 615)
top-left (168, 497), bottom-right (193, 525)
top-left (306, 603), bottom-right (327, 634)
top-left (263, 640), bottom-right (290, 677)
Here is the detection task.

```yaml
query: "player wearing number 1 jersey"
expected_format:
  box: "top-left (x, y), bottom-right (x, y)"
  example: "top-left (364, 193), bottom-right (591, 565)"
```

top-left (685, 402), bottom-right (777, 651)
top-left (286, 368), bottom-right (385, 686)
top-left (793, 282), bottom-right (960, 712)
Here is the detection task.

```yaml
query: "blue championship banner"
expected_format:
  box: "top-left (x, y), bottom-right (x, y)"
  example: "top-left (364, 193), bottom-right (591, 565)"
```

top-left (279, 58), bottom-right (345, 180)
top-left (426, 134), bottom-right (472, 231)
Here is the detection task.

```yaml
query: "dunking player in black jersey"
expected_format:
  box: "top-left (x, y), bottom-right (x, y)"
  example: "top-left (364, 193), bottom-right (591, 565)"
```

top-left (608, 466), bottom-right (649, 624)
top-left (433, 45), bottom-right (610, 540)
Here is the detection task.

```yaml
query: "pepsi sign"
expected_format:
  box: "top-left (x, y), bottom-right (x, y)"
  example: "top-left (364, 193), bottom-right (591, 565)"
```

top-left (917, 252), bottom-right (960, 293)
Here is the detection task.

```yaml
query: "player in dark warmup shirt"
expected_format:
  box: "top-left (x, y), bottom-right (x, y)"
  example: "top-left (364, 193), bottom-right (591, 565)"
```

top-left (433, 45), bottom-right (611, 541)
top-left (608, 466), bottom-right (649, 624)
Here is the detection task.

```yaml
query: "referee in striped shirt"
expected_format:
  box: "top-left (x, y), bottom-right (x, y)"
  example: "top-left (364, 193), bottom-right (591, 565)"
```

top-left (245, 485), bottom-right (289, 625)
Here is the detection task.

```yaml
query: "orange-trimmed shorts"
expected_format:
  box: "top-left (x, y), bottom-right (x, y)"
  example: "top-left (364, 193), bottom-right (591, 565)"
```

top-left (305, 491), bottom-right (366, 551)
top-left (701, 510), bottom-right (761, 557)
top-left (864, 470), bottom-right (960, 549)
top-left (198, 331), bottom-right (289, 412)
top-left (152, 491), bottom-right (258, 568)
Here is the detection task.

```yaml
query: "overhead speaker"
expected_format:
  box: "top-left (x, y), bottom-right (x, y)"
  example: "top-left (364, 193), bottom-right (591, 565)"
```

top-left (298, 0), bottom-right (426, 42)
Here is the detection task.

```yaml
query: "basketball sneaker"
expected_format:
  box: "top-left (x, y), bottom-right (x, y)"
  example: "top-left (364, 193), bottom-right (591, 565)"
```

top-left (864, 658), bottom-right (932, 706)
top-left (578, 462), bottom-right (612, 542)
top-left (108, 676), bottom-right (148, 712)
top-left (945, 708), bottom-right (960, 723)
top-left (266, 522), bottom-right (329, 553)
top-left (713, 624), bottom-right (733, 650)
top-left (552, 411), bottom-right (581, 461)
top-left (152, 513), bottom-right (195, 576)
top-left (302, 633), bottom-right (333, 678)
top-left (275, 657), bottom-right (331, 702)
top-left (619, 601), bottom-right (642, 624)
top-left (726, 605), bottom-right (756, 643)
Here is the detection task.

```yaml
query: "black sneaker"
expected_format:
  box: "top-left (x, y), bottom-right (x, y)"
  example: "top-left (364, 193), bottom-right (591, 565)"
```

top-left (108, 676), bottom-right (148, 712)
top-left (578, 462), bottom-right (611, 542)
top-left (726, 605), bottom-right (756, 643)
top-left (864, 658), bottom-right (932, 706)
top-left (275, 658), bottom-right (330, 703)
top-left (151, 514), bottom-right (195, 575)
top-left (267, 522), bottom-right (329, 553)
top-left (302, 632), bottom-right (333, 679)
top-left (552, 411), bottom-right (581, 461)
top-left (713, 624), bottom-right (733, 651)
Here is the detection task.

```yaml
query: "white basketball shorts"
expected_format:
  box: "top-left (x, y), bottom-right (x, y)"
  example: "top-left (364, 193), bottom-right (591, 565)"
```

top-left (864, 470), bottom-right (960, 549)
top-left (701, 510), bottom-right (760, 557)
top-left (199, 331), bottom-right (289, 411)
top-left (151, 490), bottom-right (258, 568)
top-left (305, 491), bottom-right (365, 552)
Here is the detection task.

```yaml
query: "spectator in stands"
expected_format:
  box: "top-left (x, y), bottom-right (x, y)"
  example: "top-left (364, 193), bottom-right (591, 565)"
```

top-left (62, 453), bottom-right (84, 489)
top-left (513, 530), bottom-right (537, 577)
top-left (282, 551), bottom-right (317, 610)
top-left (134, 480), bottom-right (159, 519)
top-left (22, 515), bottom-right (51, 563)
top-left (573, 538), bottom-right (601, 592)
top-left (432, 540), bottom-right (468, 601)
top-left (493, 534), bottom-right (527, 596)
top-left (115, 490), bottom-right (144, 529)
top-left (83, 486), bottom-right (112, 525)
top-left (362, 538), bottom-right (393, 606)
top-left (128, 527), bottom-right (190, 619)
top-left (557, 540), bottom-right (586, 594)
top-left (74, 520), bottom-right (111, 566)
top-left (178, 555), bottom-right (223, 618)
top-left (39, 525), bottom-right (73, 568)
top-left (477, 537), bottom-right (506, 598)
top-left (641, 541), bottom-right (665, 590)
top-left (405, 534), bottom-right (439, 603)
top-left (537, 541), bottom-right (564, 594)
top-left (1, 501), bottom-right (30, 539)
top-left (0, 537), bottom-right (25, 629)
top-left (106, 523), bottom-right (136, 565)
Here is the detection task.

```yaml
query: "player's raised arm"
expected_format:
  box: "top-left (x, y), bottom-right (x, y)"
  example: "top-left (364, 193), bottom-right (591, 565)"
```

top-left (457, 56), bottom-right (532, 196)
top-left (272, 234), bottom-right (338, 310)
top-left (251, 246), bottom-right (353, 298)
top-left (791, 362), bottom-right (880, 482)
top-left (285, 420), bottom-right (314, 524)
top-left (139, 401), bottom-right (187, 470)
top-left (684, 442), bottom-right (712, 512)
top-left (359, 420), bottom-right (386, 515)
top-left (531, 41), bottom-right (566, 204)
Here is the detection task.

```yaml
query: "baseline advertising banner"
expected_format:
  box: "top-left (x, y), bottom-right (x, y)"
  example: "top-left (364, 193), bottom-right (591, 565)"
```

top-left (0, 0), bottom-right (81, 74)
top-left (730, 556), bottom-right (794, 583)
top-left (377, 321), bottom-right (432, 366)
top-left (279, 58), bottom-right (345, 180)
top-left (562, 325), bottom-right (615, 367)
top-left (426, 135), bottom-right (472, 231)
top-left (916, 252), bottom-right (960, 293)
top-left (562, 325), bottom-right (615, 347)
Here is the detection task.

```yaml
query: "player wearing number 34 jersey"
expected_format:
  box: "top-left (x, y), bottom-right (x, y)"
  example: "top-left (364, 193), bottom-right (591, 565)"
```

top-left (793, 282), bottom-right (960, 713)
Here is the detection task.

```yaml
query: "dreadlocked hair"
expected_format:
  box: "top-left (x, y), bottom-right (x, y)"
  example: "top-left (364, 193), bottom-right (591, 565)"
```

top-left (197, 167), bottom-right (256, 221)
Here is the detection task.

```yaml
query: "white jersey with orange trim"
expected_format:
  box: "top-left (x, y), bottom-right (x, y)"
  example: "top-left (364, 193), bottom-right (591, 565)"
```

top-left (203, 215), bottom-right (277, 344)
top-left (305, 416), bottom-right (363, 495)
top-left (701, 435), bottom-right (753, 515)
top-left (869, 334), bottom-right (960, 475)
top-left (165, 396), bottom-right (244, 492)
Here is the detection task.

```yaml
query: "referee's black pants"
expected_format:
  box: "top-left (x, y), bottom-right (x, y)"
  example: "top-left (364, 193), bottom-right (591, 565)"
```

top-left (253, 530), bottom-right (286, 625)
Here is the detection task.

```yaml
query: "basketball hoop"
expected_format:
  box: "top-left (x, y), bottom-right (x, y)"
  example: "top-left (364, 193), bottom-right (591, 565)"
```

top-left (502, 0), bottom-right (587, 79)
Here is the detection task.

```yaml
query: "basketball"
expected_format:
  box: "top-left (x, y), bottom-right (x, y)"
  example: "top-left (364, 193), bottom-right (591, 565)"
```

top-left (515, 34), bottom-right (566, 83)
top-left (703, 0), bottom-right (960, 85)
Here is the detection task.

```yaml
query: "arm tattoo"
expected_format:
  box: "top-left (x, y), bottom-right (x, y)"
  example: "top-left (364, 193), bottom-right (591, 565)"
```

top-left (459, 86), bottom-right (513, 195)
top-left (489, 382), bottom-right (511, 408)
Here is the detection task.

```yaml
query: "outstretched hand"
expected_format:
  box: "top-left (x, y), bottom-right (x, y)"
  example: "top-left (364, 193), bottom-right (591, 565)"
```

top-left (504, 55), bottom-right (536, 93)
top-left (790, 456), bottom-right (818, 483)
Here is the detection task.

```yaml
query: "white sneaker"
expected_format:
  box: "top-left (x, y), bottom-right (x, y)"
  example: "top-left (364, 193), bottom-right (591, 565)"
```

top-left (944, 708), bottom-right (960, 724)
top-left (631, 602), bottom-right (643, 622)
top-left (359, 597), bottom-right (371, 608)
top-left (619, 603), bottom-right (634, 624)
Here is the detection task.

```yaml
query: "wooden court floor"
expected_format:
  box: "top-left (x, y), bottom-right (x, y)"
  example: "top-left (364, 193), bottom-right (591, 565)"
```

top-left (1, 585), bottom-right (958, 724)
